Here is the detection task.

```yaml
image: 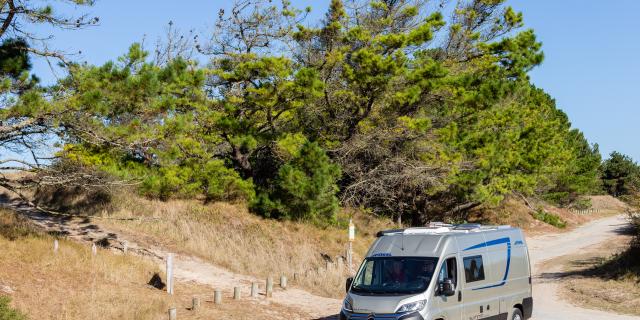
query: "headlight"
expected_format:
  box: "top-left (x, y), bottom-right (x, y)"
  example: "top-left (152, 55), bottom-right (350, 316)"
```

top-left (342, 297), bottom-right (353, 312)
top-left (396, 299), bottom-right (426, 313)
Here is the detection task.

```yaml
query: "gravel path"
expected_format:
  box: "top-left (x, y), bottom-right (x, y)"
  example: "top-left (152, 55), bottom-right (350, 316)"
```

top-left (529, 214), bottom-right (640, 320)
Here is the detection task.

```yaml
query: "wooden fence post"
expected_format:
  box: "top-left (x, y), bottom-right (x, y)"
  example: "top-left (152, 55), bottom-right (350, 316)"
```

top-left (251, 282), bottom-right (259, 298)
top-left (214, 289), bottom-right (222, 304)
top-left (234, 287), bottom-right (241, 300)
top-left (280, 275), bottom-right (287, 289)
top-left (266, 276), bottom-right (273, 298)
top-left (166, 253), bottom-right (174, 295)
top-left (192, 297), bottom-right (200, 311)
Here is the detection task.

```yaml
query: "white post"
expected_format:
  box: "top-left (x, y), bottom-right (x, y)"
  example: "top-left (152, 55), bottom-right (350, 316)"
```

top-left (168, 307), bottom-right (177, 320)
top-left (122, 240), bottom-right (128, 254)
top-left (91, 243), bottom-right (97, 256)
top-left (166, 253), bottom-right (174, 295)
top-left (348, 219), bottom-right (355, 275)
top-left (53, 239), bottom-right (59, 253)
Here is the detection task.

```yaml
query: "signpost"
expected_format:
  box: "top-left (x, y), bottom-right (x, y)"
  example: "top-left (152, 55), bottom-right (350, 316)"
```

top-left (166, 253), bottom-right (174, 295)
top-left (347, 219), bottom-right (355, 275)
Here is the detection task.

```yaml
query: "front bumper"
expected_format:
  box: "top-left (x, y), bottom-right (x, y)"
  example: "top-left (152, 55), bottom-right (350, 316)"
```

top-left (340, 310), bottom-right (424, 320)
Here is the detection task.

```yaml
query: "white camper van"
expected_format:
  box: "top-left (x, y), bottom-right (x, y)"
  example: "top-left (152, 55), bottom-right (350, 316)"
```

top-left (341, 223), bottom-right (532, 320)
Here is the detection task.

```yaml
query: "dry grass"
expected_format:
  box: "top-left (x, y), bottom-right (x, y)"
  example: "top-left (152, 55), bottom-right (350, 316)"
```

top-left (0, 209), bottom-right (169, 319)
top-left (555, 234), bottom-right (640, 316)
top-left (95, 192), bottom-right (394, 299)
top-left (0, 209), bottom-right (323, 319)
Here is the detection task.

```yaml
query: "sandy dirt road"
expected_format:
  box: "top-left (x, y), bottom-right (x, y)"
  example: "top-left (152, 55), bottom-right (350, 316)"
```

top-left (528, 214), bottom-right (640, 320)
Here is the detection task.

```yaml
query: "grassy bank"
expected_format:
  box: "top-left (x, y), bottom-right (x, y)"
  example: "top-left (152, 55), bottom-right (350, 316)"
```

top-left (93, 192), bottom-right (393, 299)
top-left (0, 209), bottom-right (313, 319)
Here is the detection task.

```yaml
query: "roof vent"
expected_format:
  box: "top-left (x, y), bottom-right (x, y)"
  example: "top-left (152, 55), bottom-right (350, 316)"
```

top-left (403, 227), bottom-right (451, 235)
top-left (428, 221), bottom-right (453, 228)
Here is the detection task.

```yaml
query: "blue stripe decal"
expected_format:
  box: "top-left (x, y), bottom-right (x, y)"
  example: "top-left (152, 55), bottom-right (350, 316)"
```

top-left (463, 237), bottom-right (511, 290)
top-left (463, 237), bottom-right (510, 251)
top-left (514, 240), bottom-right (524, 245)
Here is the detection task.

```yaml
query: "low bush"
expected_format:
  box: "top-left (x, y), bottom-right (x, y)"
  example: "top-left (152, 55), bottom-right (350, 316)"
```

top-left (532, 209), bottom-right (567, 228)
top-left (252, 141), bottom-right (341, 225)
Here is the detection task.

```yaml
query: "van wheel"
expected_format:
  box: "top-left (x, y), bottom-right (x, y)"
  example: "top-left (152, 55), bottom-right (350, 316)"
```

top-left (511, 308), bottom-right (523, 320)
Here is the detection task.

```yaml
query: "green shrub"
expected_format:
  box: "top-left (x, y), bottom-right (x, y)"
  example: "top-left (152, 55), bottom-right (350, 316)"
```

top-left (532, 209), bottom-right (567, 228)
top-left (252, 141), bottom-right (341, 224)
top-left (0, 296), bottom-right (27, 320)
top-left (572, 197), bottom-right (592, 210)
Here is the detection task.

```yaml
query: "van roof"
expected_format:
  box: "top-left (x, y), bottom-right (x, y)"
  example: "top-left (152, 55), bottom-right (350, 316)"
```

top-left (367, 223), bottom-right (525, 258)
top-left (375, 223), bottom-right (517, 237)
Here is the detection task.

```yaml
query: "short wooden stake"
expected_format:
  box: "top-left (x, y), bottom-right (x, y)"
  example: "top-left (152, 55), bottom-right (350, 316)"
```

top-left (166, 253), bottom-right (174, 295)
top-left (214, 289), bottom-right (222, 304)
top-left (251, 282), bottom-right (259, 298)
top-left (168, 307), bottom-right (177, 320)
top-left (266, 276), bottom-right (273, 298)
top-left (192, 297), bottom-right (200, 311)
top-left (53, 239), bottom-right (59, 253)
top-left (91, 243), bottom-right (97, 256)
top-left (234, 287), bottom-right (241, 300)
top-left (280, 275), bottom-right (287, 289)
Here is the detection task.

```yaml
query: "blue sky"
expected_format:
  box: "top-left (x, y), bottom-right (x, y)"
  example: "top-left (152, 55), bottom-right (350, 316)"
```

top-left (28, 0), bottom-right (640, 161)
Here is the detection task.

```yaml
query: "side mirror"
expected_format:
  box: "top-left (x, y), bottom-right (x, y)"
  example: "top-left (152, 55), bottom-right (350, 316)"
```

top-left (345, 277), bottom-right (353, 293)
top-left (438, 279), bottom-right (455, 297)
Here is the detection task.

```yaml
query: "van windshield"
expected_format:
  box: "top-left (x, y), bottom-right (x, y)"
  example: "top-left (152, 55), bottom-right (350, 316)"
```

top-left (351, 257), bottom-right (438, 295)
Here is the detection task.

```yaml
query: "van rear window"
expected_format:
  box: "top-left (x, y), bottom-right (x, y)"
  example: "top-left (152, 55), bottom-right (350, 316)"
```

top-left (463, 255), bottom-right (485, 283)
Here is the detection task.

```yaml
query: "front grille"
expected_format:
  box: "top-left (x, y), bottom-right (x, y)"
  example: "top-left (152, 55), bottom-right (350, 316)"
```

top-left (349, 313), bottom-right (403, 319)
top-left (345, 311), bottom-right (423, 320)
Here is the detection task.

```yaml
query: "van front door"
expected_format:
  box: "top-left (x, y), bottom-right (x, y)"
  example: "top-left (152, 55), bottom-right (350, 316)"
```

top-left (433, 256), bottom-right (462, 320)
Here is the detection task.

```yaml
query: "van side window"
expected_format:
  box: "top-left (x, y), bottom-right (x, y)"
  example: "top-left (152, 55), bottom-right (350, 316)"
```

top-left (463, 255), bottom-right (485, 283)
top-left (437, 257), bottom-right (457, 288)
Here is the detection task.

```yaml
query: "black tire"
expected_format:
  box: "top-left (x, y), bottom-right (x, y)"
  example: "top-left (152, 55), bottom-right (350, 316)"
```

top-left (511, 308), bottom-right (523, 320)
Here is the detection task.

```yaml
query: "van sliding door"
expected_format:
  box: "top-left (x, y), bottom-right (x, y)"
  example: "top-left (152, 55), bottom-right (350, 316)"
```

top-left (461, 253), bottom-right (501, 319)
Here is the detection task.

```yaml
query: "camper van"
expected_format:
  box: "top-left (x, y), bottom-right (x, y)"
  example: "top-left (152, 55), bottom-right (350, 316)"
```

top-left (340, 223), bottom-right (533, 320)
